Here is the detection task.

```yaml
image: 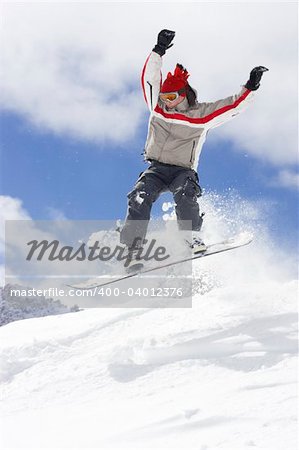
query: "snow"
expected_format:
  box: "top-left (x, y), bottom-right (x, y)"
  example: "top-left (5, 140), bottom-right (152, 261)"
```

top-left (0, 194), bottom-right (298, 449)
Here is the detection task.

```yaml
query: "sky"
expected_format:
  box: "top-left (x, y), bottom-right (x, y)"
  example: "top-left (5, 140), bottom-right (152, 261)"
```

top-left (0, 1), bottom-right (298, 264)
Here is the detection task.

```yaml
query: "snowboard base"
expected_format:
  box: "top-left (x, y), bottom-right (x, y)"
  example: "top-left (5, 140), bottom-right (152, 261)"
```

top-left (66, 232), bottom-right (253, 290)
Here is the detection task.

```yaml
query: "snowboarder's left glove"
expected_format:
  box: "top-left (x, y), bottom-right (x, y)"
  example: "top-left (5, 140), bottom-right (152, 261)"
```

top-left (245, 66), bottom-right (269, 91)
top-left (153, 29), bottom-right (175, 56)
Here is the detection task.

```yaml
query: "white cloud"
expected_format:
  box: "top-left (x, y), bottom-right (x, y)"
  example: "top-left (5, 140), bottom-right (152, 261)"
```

top-left (46, 207), bottom-right (68, 221)
top-left (0, 197), bottom-right (98, 289)
top-left (0, 196), bottom-right (31, 284)
top-left (275, 169), bottom-right (299, 190)
top-left (0, 2), bottom-right (297, 169)
top-left (0, 195), bottom-right (31, 223)
top-left (0, 195), bottom-right (31, 248)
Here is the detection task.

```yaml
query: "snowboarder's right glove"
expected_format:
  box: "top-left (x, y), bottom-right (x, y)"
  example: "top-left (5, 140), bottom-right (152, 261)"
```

top-left (153, 29), bottom-right (175, 56)
top-left (245, 66), bottom-right (269, 91)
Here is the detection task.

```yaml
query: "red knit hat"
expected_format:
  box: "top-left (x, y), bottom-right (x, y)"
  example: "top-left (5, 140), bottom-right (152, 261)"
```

top-left (161, 64), bottom-right (190, 95)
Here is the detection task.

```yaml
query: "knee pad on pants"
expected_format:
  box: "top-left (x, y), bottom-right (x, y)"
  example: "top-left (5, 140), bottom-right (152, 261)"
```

top-left (127, 177), bottom-right (159, 207)
top-left (174, 176), bottom-right (202, 204)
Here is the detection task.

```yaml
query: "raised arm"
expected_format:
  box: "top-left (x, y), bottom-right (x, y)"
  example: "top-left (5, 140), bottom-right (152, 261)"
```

top-left (141, 30), bottom-right (175, 111)
top-left (196, 87), bottom-right (254, 129)
top-left (196, 66), bottom-right (269, 129)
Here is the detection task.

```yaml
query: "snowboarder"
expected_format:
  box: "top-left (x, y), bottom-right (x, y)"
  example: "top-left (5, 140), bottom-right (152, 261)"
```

top-left (120, 29), bottom-right (268, 270)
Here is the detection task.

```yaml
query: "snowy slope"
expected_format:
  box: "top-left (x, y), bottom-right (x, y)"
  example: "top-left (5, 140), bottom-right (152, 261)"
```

top-left (0, 196), bottom-right (298, 449)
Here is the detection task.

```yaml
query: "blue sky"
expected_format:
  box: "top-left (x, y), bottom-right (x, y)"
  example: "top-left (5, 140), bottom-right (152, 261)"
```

top-left (0, 2), bottom-right (298, 257)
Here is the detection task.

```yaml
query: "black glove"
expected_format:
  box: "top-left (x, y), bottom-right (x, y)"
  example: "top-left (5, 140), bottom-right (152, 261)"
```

top-left (153, 29), bottom-right (175, 56)
top-left (245, 66), bottom-right (269, 91)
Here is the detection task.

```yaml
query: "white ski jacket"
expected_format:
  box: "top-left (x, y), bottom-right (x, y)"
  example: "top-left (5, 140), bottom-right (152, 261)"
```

top-left (141, 52), bottom-right (254, 170)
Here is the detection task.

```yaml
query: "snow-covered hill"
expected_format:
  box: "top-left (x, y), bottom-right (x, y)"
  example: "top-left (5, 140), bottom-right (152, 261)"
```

top-left (0, 195), bottom-right (297, 449)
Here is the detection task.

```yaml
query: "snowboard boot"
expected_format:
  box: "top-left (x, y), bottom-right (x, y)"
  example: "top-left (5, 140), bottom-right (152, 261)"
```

top-left (186, 232), bottom-right (207, 255)
top-left (125, 246), bottom-right (144, 273)
top-left (191, 237), bottom-right (207, 254)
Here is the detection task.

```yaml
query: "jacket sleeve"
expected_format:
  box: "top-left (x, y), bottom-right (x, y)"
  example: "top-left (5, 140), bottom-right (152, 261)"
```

top-left (141, 52), bottom-right (162, 111)
top-left (196, 87), bottom-right (254, 129)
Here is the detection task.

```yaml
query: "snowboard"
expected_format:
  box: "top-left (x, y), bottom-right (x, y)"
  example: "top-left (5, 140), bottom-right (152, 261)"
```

top-left (67, 233), bottom-right (253, 290)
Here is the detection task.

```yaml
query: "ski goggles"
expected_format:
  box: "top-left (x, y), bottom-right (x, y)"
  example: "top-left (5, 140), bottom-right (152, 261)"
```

top-left (159, 88), bottom-right (187, 103)
top-left (159, 92), bottom-right (180, 102)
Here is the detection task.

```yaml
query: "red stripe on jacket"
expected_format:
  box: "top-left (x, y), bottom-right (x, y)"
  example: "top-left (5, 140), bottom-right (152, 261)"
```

top-left (141, 55), bottom-right (151, 103)
top-left (154, 89), bottom-right (251, 125)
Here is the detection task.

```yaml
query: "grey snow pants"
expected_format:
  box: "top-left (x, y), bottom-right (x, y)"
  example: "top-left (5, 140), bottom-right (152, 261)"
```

top-left (120, 160), bottom-right (203, 249)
